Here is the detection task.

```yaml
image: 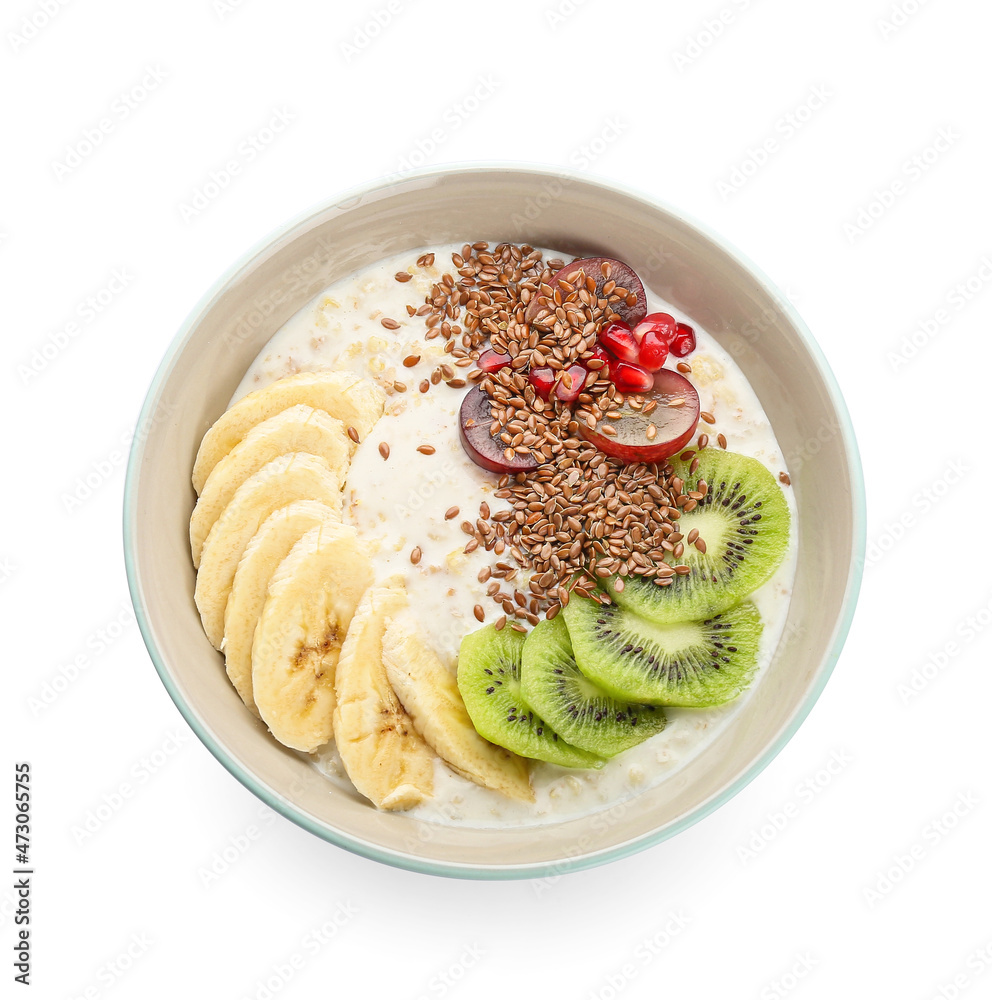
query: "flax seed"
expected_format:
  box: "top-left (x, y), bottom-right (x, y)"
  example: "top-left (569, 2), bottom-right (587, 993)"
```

top-left (403, 354), bottom-right (421, 367)
top-left (410, 546), bottom-right (422, 565)
top-left (700, 410), bottom-right (715, 424)
top-left (381, 317), bottom-right (400, 330)
top-left (347, 426), bottom-right (360, 443)
top-left (417, 444), bottom-right (436, 455)
top-left (378, 442), bottom-right (390, 460)
top-left (395, 271), bottom-right (412, 282)
top-left (717, 433), bottom-right (727, 449)
top-left (779, 472), bottom-right (791, 485)
top-left (474, 604), bottom-right (485, 622)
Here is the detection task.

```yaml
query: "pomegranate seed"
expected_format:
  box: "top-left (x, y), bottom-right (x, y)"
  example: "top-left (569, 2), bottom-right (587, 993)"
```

top-left (587, 345), bottom-right (612, 368)
top-left (598, 321), bottom-right (640, 363)
top-left (555, 363), bottom-right (588, 403)
top-left (637, 330), bottom-right (670, 372)
top-left (528, 366), bottom-right (556, 400)
top-left (477, 348), bottom-right (512, 372)
top-left (608, 359), bottom-right (654, 394)
top-left (671, 322), bottom-right (696, 358)
top-left (632, 312), bottom-right (677, 345)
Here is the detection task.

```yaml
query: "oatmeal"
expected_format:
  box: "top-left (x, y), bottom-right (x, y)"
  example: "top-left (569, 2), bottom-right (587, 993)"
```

top-left (209, 243), bottom-right (797, 826)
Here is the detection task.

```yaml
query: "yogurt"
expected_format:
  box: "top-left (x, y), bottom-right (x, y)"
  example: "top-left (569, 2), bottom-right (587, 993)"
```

top-left (233, 244), bottom-right (797, 828)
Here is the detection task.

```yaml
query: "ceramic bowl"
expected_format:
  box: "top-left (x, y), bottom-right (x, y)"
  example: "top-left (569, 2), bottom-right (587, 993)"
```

top-left (124, 164), bottom-right (865, 878)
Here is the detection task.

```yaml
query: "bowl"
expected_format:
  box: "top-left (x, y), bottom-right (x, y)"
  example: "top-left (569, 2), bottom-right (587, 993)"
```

top-left (124, 164), bottom-right (865, 879)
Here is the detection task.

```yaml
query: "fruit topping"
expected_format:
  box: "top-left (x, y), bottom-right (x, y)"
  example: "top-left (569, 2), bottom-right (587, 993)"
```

top-left (520, 617), bottom-right (667, 757)
top-left (603, 449), bottom-right (791, 623)
top-left (636, 329), bottom-right (670, 372)
top-left (477, 348), bottom-right (512, 373)
top-left (632, 313), bottom-right (678, 371)
top-left (384, 610), bottom-right (534, 799)
top-left (607, 359), bottom-right (655, 395)
top-left (598, 320), bottom-right (640, 363)
top-left (524, 256), bottom-right (647, 328)
top-left (554, 363), bottom-right (588, 403)
top-left (458, 386), bottom-right (539, 474)
top-left (527, 366), bottom-right (556, 400)
top-left (670, 322), bottom-right (696, 358)
top-left (632, 312), bottom-right (677, 346)
top-left (586, 344), bottom-right (612, 370)
top-left (563, 596), bottom-right (763, 708)
top-left (457, 624), bottom-right (605, 768)
top-left (578, 368), bottom-right (700, 463)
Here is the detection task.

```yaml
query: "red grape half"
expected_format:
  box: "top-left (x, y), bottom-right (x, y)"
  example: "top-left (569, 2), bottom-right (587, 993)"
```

top-left (524, 256), bottom-right (647, 328)
top-left (459, 387), bottom-right (539, 475)
top-left (578, 369), bottom-right (701, 464)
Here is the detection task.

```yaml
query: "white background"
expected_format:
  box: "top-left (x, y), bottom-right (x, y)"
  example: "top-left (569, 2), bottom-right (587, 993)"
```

top-left (4, 0), bottom-right (991, 997)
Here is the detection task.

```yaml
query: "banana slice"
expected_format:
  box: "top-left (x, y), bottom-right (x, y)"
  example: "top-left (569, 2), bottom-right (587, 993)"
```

top-left (223, 500), bottom-right (340, 716)
top-left (190, 405), bottom-right (351, 568)
top-left (382, 610), bottom-right (533, 802)
top-left (192, 370), bottom-right (384, 494)
top-left (194, 453), bottom-right (343, 648)
top-left (333, 587), bottom-right (436, 810)
top-left (252, 522), bottom-right (372, 752)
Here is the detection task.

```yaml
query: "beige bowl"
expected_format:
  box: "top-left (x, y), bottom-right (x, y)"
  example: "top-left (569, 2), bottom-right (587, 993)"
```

top-left (124, 165), bottom-right (865, 878)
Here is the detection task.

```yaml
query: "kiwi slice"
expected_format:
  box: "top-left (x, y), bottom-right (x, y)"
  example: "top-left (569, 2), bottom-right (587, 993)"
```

top-left (604, 449), bottom-right (790, 624)
top-left (563, 596), bottom-right (762, 707)
top-left (458, 625), bottom-right (604, 769)
top-left (520, 617), bottom-right (667, 758)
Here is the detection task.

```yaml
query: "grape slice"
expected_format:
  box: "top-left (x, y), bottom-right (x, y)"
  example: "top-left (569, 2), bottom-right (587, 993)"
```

top-left (458, 387), bottom-right (538, 475)
top-left (524, 256), bottom-right (647, 328)
top-left (578, 369), bottom-right (701, 463)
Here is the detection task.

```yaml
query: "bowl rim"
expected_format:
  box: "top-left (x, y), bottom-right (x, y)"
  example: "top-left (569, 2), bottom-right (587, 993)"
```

top-left (123, 160), bottom-right (866, 880)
